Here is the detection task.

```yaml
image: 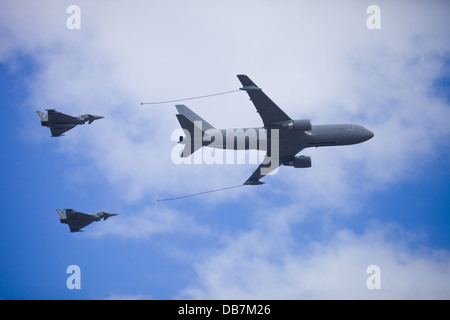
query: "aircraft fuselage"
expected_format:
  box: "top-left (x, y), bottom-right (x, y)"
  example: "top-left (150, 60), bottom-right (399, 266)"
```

top-left (201, 123), bottom-right (374, 152)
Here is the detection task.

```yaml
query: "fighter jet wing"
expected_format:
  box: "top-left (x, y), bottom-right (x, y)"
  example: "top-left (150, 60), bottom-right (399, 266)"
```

top-left (65, 210), bottom-right (94, 232)
top-left (50, 125), bottom-right (77, 137)
top-left (47, 109), bottom-right (79, 123)
top-left (237, 74), bottom-right (292, 128)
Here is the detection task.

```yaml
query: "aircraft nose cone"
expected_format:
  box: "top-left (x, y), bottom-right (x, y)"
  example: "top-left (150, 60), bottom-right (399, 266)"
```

top-left (101, 212), bottom-right (118, 220)
top-left (87, 115), bottom-right (104, 124)
top-left (364, 128), bottom-right (374, 141)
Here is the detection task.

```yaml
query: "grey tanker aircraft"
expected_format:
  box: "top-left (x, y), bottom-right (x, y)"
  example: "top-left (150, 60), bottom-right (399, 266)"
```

top-left (175, 74), bottom-right (374, 185)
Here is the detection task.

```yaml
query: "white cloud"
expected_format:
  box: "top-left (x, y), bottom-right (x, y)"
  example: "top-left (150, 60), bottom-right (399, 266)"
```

top-left (87, 205), bottom-right (209, 239)
top-left (179, 219), bottom-right (450, 299)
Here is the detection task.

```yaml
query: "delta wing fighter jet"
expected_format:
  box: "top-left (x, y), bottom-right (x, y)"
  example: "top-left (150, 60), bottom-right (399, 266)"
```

top-left (36, 109), bottom-right (104, 137)
top-left (56, 209), bottom-right (118, 232)
top-left (175, 74), bottom-right (374, 185)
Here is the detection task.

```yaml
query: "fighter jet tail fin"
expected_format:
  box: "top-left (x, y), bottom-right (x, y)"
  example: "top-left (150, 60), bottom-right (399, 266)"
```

top-left (56, 209), bottom-right (67, 219)
top-left (36, 111), bottom-right (48, 121)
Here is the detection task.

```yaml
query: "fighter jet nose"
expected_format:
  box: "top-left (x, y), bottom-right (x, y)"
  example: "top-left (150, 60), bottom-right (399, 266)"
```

top-left (87, 115), bottom-right (104, 124)
top-left (101, 212), bottom-right (118, 220)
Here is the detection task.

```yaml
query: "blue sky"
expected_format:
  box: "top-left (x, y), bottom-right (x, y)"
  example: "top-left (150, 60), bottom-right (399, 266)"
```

top-left (1, 1), bottom-right (450, 299)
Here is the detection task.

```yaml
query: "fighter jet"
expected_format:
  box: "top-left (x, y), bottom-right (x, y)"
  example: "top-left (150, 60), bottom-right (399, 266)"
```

top-left (175, 74), bottom-right (374, 185)
top-left (36, 109), bottom-right (104, 137)
top-left (56, 209), bottom-right (118, 232)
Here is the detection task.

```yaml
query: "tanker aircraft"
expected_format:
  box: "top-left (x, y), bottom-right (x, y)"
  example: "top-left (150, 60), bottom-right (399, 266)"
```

top-left (175, 74), bottom-right (374, 185)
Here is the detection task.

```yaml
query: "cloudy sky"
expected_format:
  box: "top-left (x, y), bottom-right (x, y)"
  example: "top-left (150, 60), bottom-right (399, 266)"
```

top-left (0, 0), bottom-right (449, 299)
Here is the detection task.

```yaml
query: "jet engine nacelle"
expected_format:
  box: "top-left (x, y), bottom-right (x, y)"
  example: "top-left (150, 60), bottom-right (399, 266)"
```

top-left (282, 119), bottom-right (312, 131)
top-left (284, 156), bottom-right (312, 168)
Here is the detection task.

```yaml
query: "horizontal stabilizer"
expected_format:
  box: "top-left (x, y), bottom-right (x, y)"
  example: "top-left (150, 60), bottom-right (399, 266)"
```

top-left (175, 105), bottom-right (214, 130)
top-left (56, 209), bottom-right (66, 219)
top-left (36, 111), bottom-right (48, 121)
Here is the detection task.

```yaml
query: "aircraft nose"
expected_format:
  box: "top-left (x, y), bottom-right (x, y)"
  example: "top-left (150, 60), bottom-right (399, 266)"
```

top-left (87, 114), bottom-right (104, 124)
top-left (101, 212), bottom-right (118, 220)
top-left (364, 128), bottom-right (374, 141)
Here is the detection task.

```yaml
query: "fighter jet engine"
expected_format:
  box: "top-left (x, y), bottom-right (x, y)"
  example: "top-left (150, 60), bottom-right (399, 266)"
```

top-left (284, 156), bottom-right (312, 168)
top-left (282, 119), bottom-right (312, 131)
